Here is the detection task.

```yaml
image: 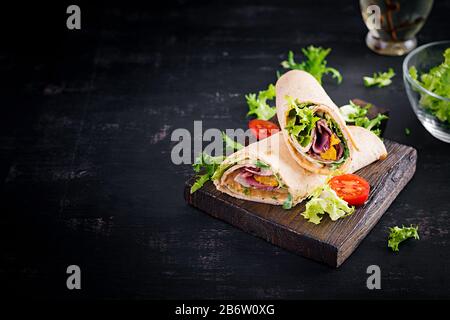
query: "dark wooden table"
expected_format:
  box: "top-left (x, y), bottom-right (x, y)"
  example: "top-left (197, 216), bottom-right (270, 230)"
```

top-left (1, 0), bottom-right (449, 299)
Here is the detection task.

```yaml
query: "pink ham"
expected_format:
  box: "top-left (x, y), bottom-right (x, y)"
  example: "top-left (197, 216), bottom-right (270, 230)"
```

top-left (234, 167), bottom-right (278, 191)
top-left (311, 119), bottom-right (332, 154)
top-left (244, 166), bottom-right (273, 176)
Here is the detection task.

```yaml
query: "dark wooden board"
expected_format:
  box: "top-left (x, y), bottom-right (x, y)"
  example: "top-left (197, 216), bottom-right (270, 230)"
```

top-left (185, 140), bottom-right (417, 267)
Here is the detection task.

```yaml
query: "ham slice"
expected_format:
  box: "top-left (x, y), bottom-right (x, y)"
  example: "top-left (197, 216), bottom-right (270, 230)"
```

top-left (311, 119), bottom-right (332, 154)
top-left (335, 142), bottom-right (344, 159)
top-left (244, 167), bottom-right (273, 176)
top-left (234, 167), bottom-right (278, 191)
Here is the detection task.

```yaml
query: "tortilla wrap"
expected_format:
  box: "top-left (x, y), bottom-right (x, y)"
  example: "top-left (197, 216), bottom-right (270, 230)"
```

top-left (213, 132), bottom-right (326, 206)
top-left (276, 70), bottom-right (385, 175)
top-left (213, 127), bottom-right (387, 206)
top-left (347, 125), bottom-right (387, 172)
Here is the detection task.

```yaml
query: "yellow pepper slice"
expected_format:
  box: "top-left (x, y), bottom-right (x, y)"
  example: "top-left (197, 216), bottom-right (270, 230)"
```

top-left (254, 175), bottom-right (279, 187)
top-left (320, 134), bottom-right (340, 160)
top-left (330, 134), bottom-right (340, 146)
top-left (320, 146), bottom-right (337, 160)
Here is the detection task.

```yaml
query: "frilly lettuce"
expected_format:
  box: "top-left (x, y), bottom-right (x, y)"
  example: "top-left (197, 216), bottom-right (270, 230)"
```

top-left (339, 100), bottom-right (388, 137)
top-left (409, 48), bottom-right (450, 123)
top-left (281, 47), bottom-right (342, 84)
top-left (363, 68), bottom-right (395, 88)
top-left (388, 225), bottom-right (419, 252)
top-left (302, 184), bottom-right (354, 224)
top-left (284, 96), bottom-right (319, 147)
top-left (246, 84), bottom-right (277, 120)
top-left (191, 153), bottom-right (225, 194)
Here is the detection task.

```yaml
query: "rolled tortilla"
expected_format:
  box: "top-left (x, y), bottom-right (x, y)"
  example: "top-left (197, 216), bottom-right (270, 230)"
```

top-left (213, 132), bottom-right (327, 206)
top-left (276, 70), bottom-right (373, 175)
top-left (213, 127), bottom-right (387, 207)
top-left (347, 125), bottom-right (387, 172)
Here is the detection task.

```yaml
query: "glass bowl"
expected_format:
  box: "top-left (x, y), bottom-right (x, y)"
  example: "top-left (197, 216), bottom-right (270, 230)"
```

top-left (403, 40), bottom-right (450, 143)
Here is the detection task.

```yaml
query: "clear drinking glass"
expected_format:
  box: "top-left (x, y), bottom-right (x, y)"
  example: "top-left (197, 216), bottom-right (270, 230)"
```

top-left (360, 0), bottom-right (434, 56)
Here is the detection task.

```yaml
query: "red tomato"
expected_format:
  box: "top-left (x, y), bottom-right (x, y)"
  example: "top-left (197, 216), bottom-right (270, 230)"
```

top-left (329, 174), bottom-right (370, 206)
top-left (248, 119), bottom-right (279, 140)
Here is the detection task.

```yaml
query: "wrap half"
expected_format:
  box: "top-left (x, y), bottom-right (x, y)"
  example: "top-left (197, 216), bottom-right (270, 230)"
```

top-left (347, 125), bottom-right (387, 172)
top-left (276, 70), bottom-right (362, 175)
top-left (213, 127), bottom-right (387, 207)
top-left (213, 132), bottom-right (326, 206)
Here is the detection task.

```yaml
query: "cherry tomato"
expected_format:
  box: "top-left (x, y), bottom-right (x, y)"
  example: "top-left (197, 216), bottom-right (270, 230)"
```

top-left (329, 174), bottom-right (370, 206)
top-left (248, 119), bottom-right (279, 140)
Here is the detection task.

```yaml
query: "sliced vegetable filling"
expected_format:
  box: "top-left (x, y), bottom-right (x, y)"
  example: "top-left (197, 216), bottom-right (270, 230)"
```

top-left (234, 166), bottom-right (279, 191)
top-left (285, 98), bottom-right (349, 166)
top-left (309, 118), bottom-right (345, 161)
top-left (219, 161), bottom-right (289, 201)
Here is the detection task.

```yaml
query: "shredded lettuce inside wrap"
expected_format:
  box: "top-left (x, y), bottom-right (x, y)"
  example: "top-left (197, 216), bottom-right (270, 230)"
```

top-left (324, 114), bottom-right (350, 168)
top-left (284, 96), bottom-right (349, 166)
top-left (301, 184), bottom-right (354, 224)
top-left (284, 97), bottom-right (319, 147)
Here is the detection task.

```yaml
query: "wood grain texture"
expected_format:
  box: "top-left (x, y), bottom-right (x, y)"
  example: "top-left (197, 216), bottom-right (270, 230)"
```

top-left (185, 140), bottom-right (417, 267)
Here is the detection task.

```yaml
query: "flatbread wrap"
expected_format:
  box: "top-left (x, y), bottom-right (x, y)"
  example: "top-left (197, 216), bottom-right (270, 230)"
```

top-left (347, 125), bottom-right (387, 172)
top-left (213, 127), bottom-right (387, 207)
top-left (276, 70), bottom-right (360, 175)
top-left (212, 132), bottom-right (326, 206)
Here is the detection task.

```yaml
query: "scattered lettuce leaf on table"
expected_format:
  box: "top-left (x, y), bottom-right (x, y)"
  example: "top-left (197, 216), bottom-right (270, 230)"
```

top-left (339, 100), bottom-right (388, 137)
top-left (281, 46), bottom-right (342, 84)
top-left (246, 84), bottom-right (277, 120)
top-left (302, 184), bottom-right (354, 224)
top-left (363, 68), bottom-right (395, 88)
top-left (409, 48), bottom-right (450, 123)
top-left (405, 127), bottom-right (411, 136)
top-left (388, 225), bottom-right (419, 252)
top-left (247, 45), bottom-right (343, 119)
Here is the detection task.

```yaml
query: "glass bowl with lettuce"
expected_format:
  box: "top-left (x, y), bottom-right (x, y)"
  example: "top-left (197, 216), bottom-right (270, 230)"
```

top-left (403, 40), bottom-right (450, 143)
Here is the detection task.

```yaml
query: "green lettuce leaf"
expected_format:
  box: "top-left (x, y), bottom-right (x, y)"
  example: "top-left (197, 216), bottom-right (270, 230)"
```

top-left (191, 152), bottom-right (225, 193)
top-left (246, 84), bottom-right (277, 120)
top-left (302, 184), bottom-right (354, 224)
top-left (388, 225), bottom-right (419, 252)
top-left (363, 68), bottom-right (395, 88)
top-left (191, 132), bottom-right (243, 194)
top-left (211, 160), bottom-right (232, 182)
top-left (282, 193), bottom-right (293, 210)
top-left (339, 101), bottom-right (388, 137)
top-left (409, 48), bottom-right (450, 123)
top-left (284, 96), bottom-right (320, 147)
top-left (222, 131), bottom-right (244, 151)
top-left (281, 46), bottom-right (342, 84)
top-left (255, 160), bottom-right (270, 168)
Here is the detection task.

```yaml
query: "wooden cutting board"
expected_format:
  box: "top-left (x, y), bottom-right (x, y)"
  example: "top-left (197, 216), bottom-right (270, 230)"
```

top-left (184, 100), bottom-right (417, 267)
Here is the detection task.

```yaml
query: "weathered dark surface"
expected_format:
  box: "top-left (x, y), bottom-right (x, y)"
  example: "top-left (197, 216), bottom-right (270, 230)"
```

top-left (0, 0), bottom-right (449, 299)
top-left (185, 140), bottom-right (417, 267)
